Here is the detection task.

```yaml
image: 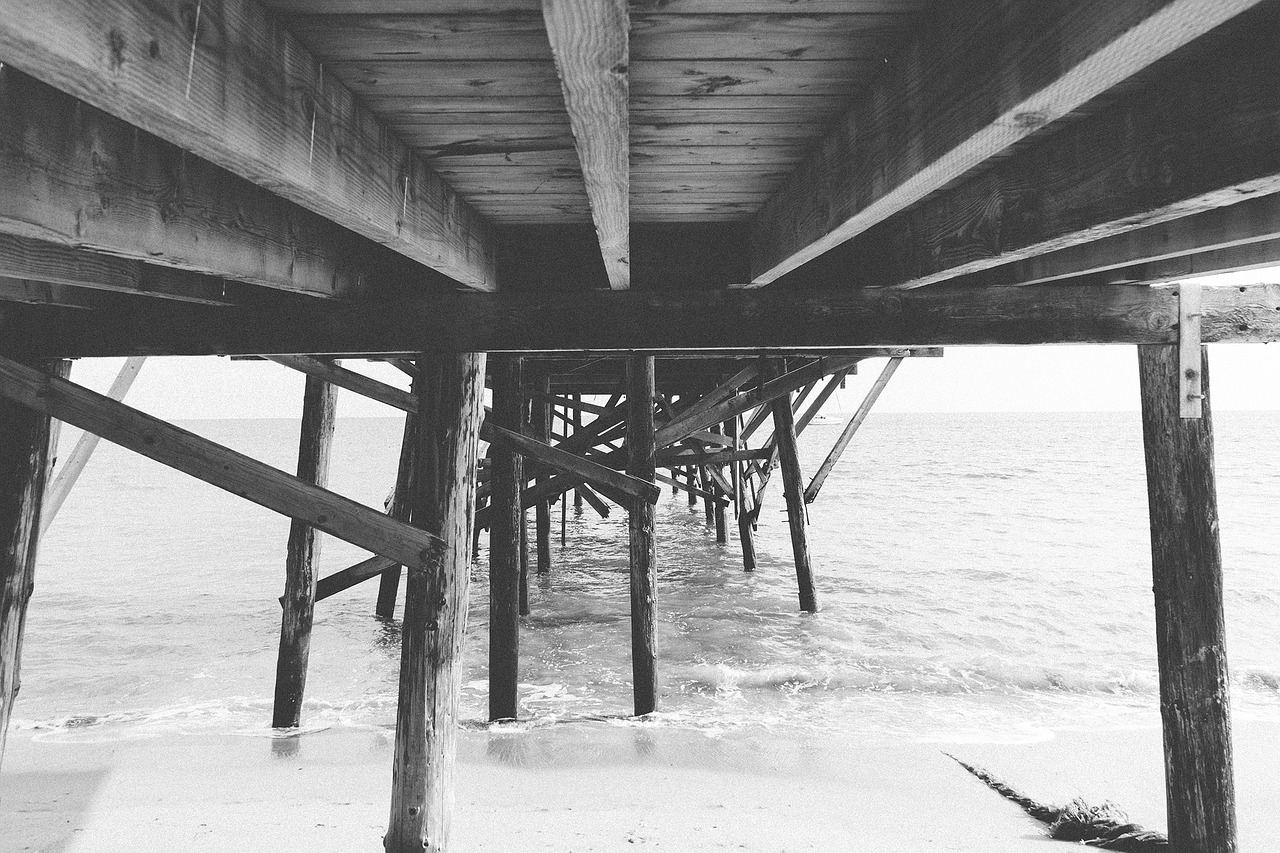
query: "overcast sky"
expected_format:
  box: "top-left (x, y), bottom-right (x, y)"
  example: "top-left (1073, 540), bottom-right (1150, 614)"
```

top-left (62, 268), bottom-right (1280, 421)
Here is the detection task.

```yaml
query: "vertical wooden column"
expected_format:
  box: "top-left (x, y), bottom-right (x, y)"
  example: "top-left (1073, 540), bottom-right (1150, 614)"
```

top-left (1138, 344), bottom-right (1237, 853)
top-left (0, 359), bottom-right (57, 765)
top-left (376, 403), bottom-right (419, 618)
top-left (738, 509), bottom-right (758, 572)
top-left (771, 361), bottom-right (818, 613)
top-left (272, 375), bottom-right (338, 728)
top-left (713, 424), bottom-right (728, 545)
top-left (626, 355), bottom-right (658, 716)
top-left (533, 374), bottom-right (552, 574)
top-left (488, 356), bottom-right (523, 722)
top-left (386, 352), bottom-right (486, 853)
top-left (573, 395), bottom-right (584, 511)
top-left (700, 467), bottom-right (714, 524)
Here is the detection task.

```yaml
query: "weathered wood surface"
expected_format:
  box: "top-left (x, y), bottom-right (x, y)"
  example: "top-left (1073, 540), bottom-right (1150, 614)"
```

top-left (532, 373), bottom-right (553, 575)
top-left (543, 0), bottom-right (630, 289)
top-left (0, 359), bottom-right (55, 764)
top-left (267, 356), bottom-right (417, 413)
top-left (0, 356), bottom-right (445, 571)
top-left (386, 352), bottom-right (486, 853)
top-left (265, 1), bottom-right (929, 12)
top-left (25, 282), bottom-right (1280, 356)
top-left (0, 235), bottom-right (231, 306)
top-left (750, 0), bottom-right (1268, 284)
top-left (0, 278), bottom-right (99, 311)
top-left (769, 365), bottom-right (816, 612)
top-left (1138, 344), bottom-right (1238, 853)
top-left (626, 355), bottom-right (658, 716)
top-left (488, 357), bottom-right (523, 722)
top-left (0, 71), bottom-right (423, 300)
top-left (376, 408), bottom-right (419, 618)
top-left (0, 0), bottom-right (496, 289)
top-left (40, 357), bottom-right (147, 532)
top-left (316, 554), bottom-right (396, 602)
top-left (272, 375), bottom-right (337, 728)
top-left (805, 357), bottom-right (901, 504)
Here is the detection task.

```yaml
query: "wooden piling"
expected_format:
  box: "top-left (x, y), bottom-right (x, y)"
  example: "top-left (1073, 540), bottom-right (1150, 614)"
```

top-left (626, 355), bottom-right (658, 716)
top-left (1138, 343), bottom-right (1237, 853)
top-left (771, 363), bottom-right (818, 613)
top-left (385, 352), bottom-right (486, 853)
top-left (712, 425), bottom-right (728, 544)
top-left (573, 395), bottom-right (584, 511)
top-left (0, 359), bottom-right (56, 765)
top-left (272, 375), bottom-right (337, 728)
top-left (533, 373), bottom-right (552, 574)
top-left (488, 356), bottom-right (523, 722)
top-left (376, 406), bottom-right (418, 618)
top-left (687, 466), bottom-right (698, 507)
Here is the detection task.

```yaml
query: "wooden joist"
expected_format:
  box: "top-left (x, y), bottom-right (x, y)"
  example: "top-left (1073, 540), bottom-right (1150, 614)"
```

top-left (0, 356), bottom-right (445, 571)
top-left (0, 72), bottom-right (431, 301)
top-left (0, 0), bottom-right (497, 289)
top-left (542, 0), bottom-right (630, 289)
top-left (747, 0), bottom-right (1268, 285)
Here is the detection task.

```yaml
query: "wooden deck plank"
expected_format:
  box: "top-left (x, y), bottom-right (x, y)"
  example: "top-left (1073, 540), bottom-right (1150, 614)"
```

top-left (749, 0), bottom-right (1269, 285)
top-left (0, 0), bottom-right (497, 289)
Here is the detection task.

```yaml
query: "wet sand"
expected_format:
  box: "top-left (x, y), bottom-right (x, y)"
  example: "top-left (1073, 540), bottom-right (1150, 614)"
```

top-left (2, 719), bottom-right (1277, 852)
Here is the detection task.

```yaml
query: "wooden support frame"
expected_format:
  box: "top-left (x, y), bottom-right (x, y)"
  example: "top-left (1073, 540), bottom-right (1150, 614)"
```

top-left (272, 375), bottom-right (337, 729)
top-left (376, 407), bottom-right (418, 619)
top-left (747, 0), bottom-right (1268, 285)
top-left (768, 363), bottom-right (817, 613)
top-left (1138, 344), bottom-right (1237, 852)
top-left (805, 358), bottom-right (903, 504)
top-left (0, 358), bottom-right (57, 764)
top-left (625, 355), bottom-right (658, 716)
top-left (0, 0), bottom-right (496, 289)
top-left (533, 374), bottom-right (553, 575)
top-left (488, 356), bottom-right (523, 722)
top-left (542, 0), bottom-right (630, 289)
top-left (0, 355), bottom-right (445, 571)
top-left (386, 352), bottom-right (486, 853)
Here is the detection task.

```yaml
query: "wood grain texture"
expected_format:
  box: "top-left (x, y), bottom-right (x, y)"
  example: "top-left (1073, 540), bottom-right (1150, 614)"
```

top-left (0, 359), bottom-right (54, 765)
top-left (793, 9), bottom-right (1280, 293)
top-left (0, 0), bottom-right (496, 289)
top-left (488, 356), bottom-right (523, 721)
top-left (23, 281), bottom-right (1280, 355)
top-left (272, 374), bottom-right (337, 728)
top-left (0, 71), bottom-right (445, 300)
top-left (625, 355), bottom-right (657, 716)
top-left (750, 0), bottom-right (1269, 285)
top-left (386, 352), bottom-right (485, 853)
top-left (0, 355), bottom-right (445, 570)
top-left (1138, 344), bottom-right (1238, 853)
top-left (543, 0), bottom-right (630, 288)
top-left (265, 0), bottom-right (928, 12)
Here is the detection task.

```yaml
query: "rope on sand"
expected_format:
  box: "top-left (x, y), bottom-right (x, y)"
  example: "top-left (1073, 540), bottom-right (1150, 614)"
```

top-left (944, 753), bottom-right (1169, 851)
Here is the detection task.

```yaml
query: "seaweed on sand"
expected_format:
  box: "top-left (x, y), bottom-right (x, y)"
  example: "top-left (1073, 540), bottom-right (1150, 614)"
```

top-left (945, 754), bottom-right (1169, 851)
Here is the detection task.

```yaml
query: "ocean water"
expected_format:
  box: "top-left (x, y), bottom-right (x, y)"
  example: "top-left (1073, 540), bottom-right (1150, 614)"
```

top-left (12, 411), bottom-right (1280, 745)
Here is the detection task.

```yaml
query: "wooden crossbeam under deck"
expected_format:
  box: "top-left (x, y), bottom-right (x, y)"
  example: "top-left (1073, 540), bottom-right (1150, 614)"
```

top-left (0, 357), bottom-right (444, 571)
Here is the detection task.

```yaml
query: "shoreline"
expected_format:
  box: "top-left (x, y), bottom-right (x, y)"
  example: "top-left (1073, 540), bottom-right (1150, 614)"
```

top-left (4, 717), bottom-right (1278, 852)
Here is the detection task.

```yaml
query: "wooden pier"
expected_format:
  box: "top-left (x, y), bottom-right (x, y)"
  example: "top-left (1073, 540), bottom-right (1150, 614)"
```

top-left (2, 0), bottom-right (1278, 849)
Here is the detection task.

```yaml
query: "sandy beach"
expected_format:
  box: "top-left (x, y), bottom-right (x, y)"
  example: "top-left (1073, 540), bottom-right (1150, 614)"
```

top-left (3, 717), bottom-right (1277, 852)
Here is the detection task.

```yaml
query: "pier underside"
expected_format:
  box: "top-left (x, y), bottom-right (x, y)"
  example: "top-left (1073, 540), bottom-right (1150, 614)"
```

top-left (2, 0), bottom-right (1278, 849)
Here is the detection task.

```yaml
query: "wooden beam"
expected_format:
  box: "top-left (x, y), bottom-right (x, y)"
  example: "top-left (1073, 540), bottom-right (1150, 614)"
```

top-left (272, 374), bottom-right (337, 729)
top-left (0, 358), bottom-right (56, 765)
top-left (42, 357), bottom-right (147, 532)
top-left (316, 555), bottom-right (396, 603)
top-left (805, 358), bottom-right (902, 504)
top-left (1138, 344), bottom-right (1238, 853)
top-left (265, 356), bottom-right (417, 413)
top-left (376, 409), bottom-right (418, 618)
top-left (785, 7), bottom-right (1280, 293)
top-left (748, 0), bottom-right (1268, 284)
top-left (0, 355), bottom-right (445, 571)
top-left (0, 0), bottom-right (496, 289)
top-left (532, 373), bottom-right (553, 574)
top-left (488, 356), bottom-right (523, 722)
top-left (0, 71), bottom-right (438, 301)
top-left (542, 0), bottom-right (630, 289)
top-left (625, 355), bottom-right (657, 716)
top-left (767, 363), bottom-right (817, 613)
top-left (386, 352), bottom-right (486, 853)
top-left (19, 281), bottom-right (1280, 356)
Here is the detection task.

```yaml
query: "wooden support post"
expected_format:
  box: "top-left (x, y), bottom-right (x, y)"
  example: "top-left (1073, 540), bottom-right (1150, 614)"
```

top-left (713, 426), bottom-right (728, 544)
top-left (626, 355), bottom-right (657, 716)
top-left (0, 359), bottom-right (56, 765)
top-left (377, 407), bottom-right (419, 619)
top-left (701, 467), bottom-right (714, 524)
top-left (1138, 343), bottom-right (1237, 853)
top-left (687, 466), bottom-right (698, 507)
top-left (533, 374), bottom-right (552, 574)
top-left (272, 375), bottom-right (337, 729)
top-left (573, 396), bottom-right (584, 511)
top-left (805, 357), bottom-right (902, 505)
top-left (729, 415), bottom-right (742, 520)
top-left (771, 363), bottom-right (818, 613)
top-left (488, 357), bottom-right (523, 722)
top-left (386, 352), bottom-right (486, 853)
top-left (738, 509), bottom-right (758, 573)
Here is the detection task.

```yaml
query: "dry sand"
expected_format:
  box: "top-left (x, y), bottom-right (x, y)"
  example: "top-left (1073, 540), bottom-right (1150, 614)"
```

top-left (3, 718), bottom-right (1277, 852)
